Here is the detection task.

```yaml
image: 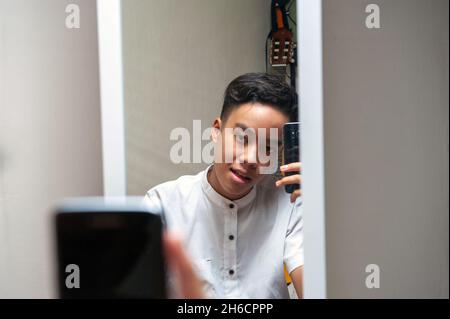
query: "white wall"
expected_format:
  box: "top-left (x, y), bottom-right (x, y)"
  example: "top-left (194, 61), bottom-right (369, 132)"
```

top-left (122, 0), bottom-right (271, 195)
top-left (0, 0), bottom-right (103, 298)
top-left (322, 0), bottom-right (449, 298)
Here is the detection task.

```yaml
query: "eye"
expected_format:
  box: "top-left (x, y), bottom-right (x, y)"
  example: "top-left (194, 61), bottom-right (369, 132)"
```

top-left (235, 133), bottom-right (246, 144)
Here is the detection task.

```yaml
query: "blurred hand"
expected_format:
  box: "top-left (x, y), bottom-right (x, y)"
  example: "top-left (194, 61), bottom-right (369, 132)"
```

top-left (275, 162), bottom-right (302, 203)
top-left (163, 232), bottom-right (205, 299)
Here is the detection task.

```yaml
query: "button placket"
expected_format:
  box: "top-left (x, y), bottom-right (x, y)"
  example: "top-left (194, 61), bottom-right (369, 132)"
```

top-left (229, 203), bottom-right (238, 286)
top-left (223, 202), bottom-right (238, 293)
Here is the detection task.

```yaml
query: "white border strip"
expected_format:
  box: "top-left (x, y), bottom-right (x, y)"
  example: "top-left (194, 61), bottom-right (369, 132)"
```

top-left (298, 0), bottom-right (327, 298)
top-left (96, 0), bottom-right (126, 196)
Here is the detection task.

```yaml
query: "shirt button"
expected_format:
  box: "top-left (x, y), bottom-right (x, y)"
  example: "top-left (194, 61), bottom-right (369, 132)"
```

top-left (229, 269), bottom-right (235, 275)
top-left (229, 235), bottom-right (234, 240)
top-left (229, 203), bottom-right (234, 209)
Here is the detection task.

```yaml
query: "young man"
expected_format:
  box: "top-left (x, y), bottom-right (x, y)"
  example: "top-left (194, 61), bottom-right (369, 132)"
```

top-left (144, 73), bottom-right (303, 298)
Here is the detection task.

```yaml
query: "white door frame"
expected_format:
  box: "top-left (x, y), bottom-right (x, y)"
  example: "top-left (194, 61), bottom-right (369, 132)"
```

top-left (97, 0), bottom-right (127, 197)
top-left (297, 0), bottom-right (327, 299)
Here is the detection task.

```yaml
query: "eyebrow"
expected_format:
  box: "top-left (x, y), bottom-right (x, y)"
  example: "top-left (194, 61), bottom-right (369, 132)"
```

top-left (234, 123), bottom-right (249, 130)
top-left (234, 123), bottom-right (282, 146)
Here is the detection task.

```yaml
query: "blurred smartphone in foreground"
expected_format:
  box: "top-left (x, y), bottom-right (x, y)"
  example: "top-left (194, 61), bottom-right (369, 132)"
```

top-left (282, 122), bottom-right (300, 193)
top-left (54, 197), bottom-right (166, 299)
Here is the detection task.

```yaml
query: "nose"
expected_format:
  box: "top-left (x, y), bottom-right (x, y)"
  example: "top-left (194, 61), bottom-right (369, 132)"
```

top-left (237, 143), bottom-right (258, 168)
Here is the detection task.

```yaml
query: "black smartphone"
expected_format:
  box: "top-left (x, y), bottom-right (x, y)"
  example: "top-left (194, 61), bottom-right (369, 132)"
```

top-left (282, 122), bottom-right (300, 193)
top-left (54, 198), bottom-right (166, 299)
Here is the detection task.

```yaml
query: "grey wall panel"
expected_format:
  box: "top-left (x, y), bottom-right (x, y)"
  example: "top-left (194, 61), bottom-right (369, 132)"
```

top-left (0, 0), bottom-right (103, 298)
top-left (322, 0), bottom-right (448, 298)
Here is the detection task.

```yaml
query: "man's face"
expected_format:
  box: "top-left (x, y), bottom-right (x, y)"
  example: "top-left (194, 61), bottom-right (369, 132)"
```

top-left (211, 102), bottom-right (289, 199)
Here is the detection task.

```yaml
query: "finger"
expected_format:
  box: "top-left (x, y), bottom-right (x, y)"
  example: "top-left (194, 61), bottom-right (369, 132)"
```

top-left (163, 232), bottom-right (205, 299)
top-left (290, 189), bottom-right (302, 203)
top-left (280, 162), bottom-right (302, 173)
top-left (275, 174), bottom-right (302, 187)
top-left (163, 232), bottom-right (204, 298)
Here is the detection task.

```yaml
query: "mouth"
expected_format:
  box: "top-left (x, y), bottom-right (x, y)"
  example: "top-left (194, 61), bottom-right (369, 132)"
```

top-left (229, 167), bottom-right (252, 184)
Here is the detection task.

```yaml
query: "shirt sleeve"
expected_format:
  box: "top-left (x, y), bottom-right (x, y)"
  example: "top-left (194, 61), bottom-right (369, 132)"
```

top-left (142, 188), bottom-right (166, 227)
top-left (283, 198), bottom-right (304, 274)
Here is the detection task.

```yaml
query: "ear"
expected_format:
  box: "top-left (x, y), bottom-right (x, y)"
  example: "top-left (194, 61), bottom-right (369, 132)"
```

top-left (211, 117), bottom-right (222, 142)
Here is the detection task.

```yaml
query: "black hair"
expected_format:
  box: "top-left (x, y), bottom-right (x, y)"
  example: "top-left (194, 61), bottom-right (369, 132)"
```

top-left (220, 72), bottom-right (298, 122)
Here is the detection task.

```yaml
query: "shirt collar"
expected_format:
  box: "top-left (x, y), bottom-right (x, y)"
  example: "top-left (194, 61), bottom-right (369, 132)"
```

top-left (201, 165), bottom-right (257, 210)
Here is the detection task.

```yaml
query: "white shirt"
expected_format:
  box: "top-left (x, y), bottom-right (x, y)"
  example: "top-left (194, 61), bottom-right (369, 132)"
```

top-left (143, 165), bottom-right (304, 299)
